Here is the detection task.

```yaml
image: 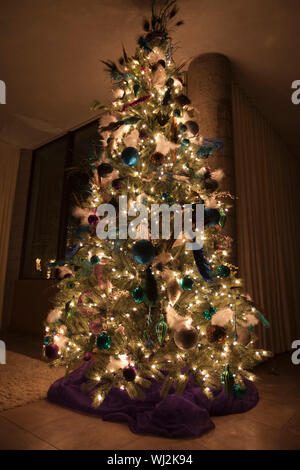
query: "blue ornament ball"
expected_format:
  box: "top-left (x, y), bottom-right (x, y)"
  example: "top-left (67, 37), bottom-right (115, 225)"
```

top-left (132, 239), bottom-right (155, 264)
top-left (204, 208), bottom-right (220, 226)
top-left (121, 147), bottom-right (139, 166)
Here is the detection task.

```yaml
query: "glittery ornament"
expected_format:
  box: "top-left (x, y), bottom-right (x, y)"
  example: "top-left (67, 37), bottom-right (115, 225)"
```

top-left (150, 151), bottom-right (165, 166)
top-left (174, 327), bottom-right (198, 350)
top-left (132, 286), bottom-right (145, 303)
top-left (206, 325), bottom-right (226, 344)
top-left (217, 265), bottom-right (231, 277)
top-left (90, 255), bottom-right (100, 265)
top-left (180, 276), bottom-right (194, 290)
top-left (96, 333), bottom-right (111, 350)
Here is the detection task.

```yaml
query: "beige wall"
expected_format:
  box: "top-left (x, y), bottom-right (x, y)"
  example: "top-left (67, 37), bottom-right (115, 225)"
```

top-left (0, 141), bottom-right (20, 328)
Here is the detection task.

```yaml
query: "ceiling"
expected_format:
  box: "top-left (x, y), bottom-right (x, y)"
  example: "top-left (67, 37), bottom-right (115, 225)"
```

top-left (0, 0), bottom-right (299, 156)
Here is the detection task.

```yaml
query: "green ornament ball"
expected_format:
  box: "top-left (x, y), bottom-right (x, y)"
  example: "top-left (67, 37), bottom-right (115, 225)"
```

top-left (132, 286), bottom-right (145, 303)
top-left (90, 255), bottom-right (100, 265)
top-left (96, 333), bottom-right (111, 350)
top-left (209, 305), bottom-right (217, 315)
top-left (202, 310), bottom-right (212, 320)
top-left (234, 383), bottom-right (247, 398)
top-left (217, 265), bottom-right (231, 277)
top-left (162, 192), bottom-right (173, 204)
top-left (180, 276), bottom-right (194, 291)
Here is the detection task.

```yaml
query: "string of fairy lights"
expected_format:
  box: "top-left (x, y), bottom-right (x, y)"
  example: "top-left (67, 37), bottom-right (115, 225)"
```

top-left (42, 6), bottom-right (270, 406)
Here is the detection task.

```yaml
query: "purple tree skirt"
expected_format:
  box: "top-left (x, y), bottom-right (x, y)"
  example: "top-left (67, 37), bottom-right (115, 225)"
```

top-left (47, 363), bottom-right (259, 438)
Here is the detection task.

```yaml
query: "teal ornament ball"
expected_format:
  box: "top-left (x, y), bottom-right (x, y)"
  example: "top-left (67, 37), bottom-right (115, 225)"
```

top-left (202, 310), bottom-right (212, 320)
top-left (43, 335), bottom-right (52, 345)
top-left (174, 108), bottom-right (181, 117)
top-left (209, 305), bottom-right (216, 315)
top-left (217, 265), bottom-right (231, 277)
top-left (90, 255), bottom-right (100, 265)
top-left (121, 147), bottom-right (139, 166)
top-left (180, 276), bottom-right (194, 291)
top-left (132, 239), bottom-right (155, 265)
top-left (96, 333), bottom-right (111, 350)
top-left (162, 192), bottom-right (173, 204)
top-left (132, 286), bottom-right (145, 303)
top-left (234, 383), bottom-right (247, 398)
top-left (180, 138), bottom-right (190, 147)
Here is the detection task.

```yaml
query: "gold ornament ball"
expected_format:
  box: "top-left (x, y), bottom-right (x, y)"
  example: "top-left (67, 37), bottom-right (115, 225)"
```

top-left (174, 327), bottom-right (198, 350)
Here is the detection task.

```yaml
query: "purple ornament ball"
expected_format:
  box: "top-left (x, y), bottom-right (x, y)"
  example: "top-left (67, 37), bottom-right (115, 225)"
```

top-left (88, 214), bottom-right (99, 225)
top-left (45, 343), bottom-right (59, 360)
top-left (83, 352), bottom-right (92, 361)
top-left (123, 366), bottom-right (136, 382)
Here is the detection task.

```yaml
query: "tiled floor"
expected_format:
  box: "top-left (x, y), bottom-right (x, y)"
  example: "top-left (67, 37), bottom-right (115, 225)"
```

top-left (0, 335), bottom-right (299, 450)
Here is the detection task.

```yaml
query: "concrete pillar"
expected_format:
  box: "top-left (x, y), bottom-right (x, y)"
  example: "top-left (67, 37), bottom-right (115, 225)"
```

top-left (188, 53), bottom-right (236, 264)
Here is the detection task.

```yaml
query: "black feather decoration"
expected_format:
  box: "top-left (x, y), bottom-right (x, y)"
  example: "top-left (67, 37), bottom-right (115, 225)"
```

top-left (169, 6), bottom-right (178, 18)
top-left (193, 247), bottom-right (214, 283)
top-left (144, 266), bottom-right (158, 305)
top-left (143, 19), bottom-right (150, 31)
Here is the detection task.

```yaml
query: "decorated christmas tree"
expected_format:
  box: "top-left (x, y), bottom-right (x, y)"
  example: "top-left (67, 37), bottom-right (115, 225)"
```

top-left (43, 0), bottom-right (270, 410)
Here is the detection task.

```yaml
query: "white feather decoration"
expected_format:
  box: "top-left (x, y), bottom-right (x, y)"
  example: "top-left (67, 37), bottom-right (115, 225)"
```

top-left (55, 266), bottom-right (73, 279)
top-left (166, 305), bottom-right (191, 331)
top-left (243, 314), bottom-right (259, 327)
top-left (211, 308), bottom-right (234, 327)
top-left (72, 206), bottom-right (90, 225)
top-left (152, 64), bottom-right (167, 89)
top-left (46, 308), bottom-right (62, 323)
top-left (124, 129), bottom-right (139, 148)
top-left (211, 168), bottom-right (224, 182)
top-left (148, 47), bottom-right (166, 65)
top-left (107, 354), bottom-right (128, 372)
top-left (155, 133), bottom-right (179, 155)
